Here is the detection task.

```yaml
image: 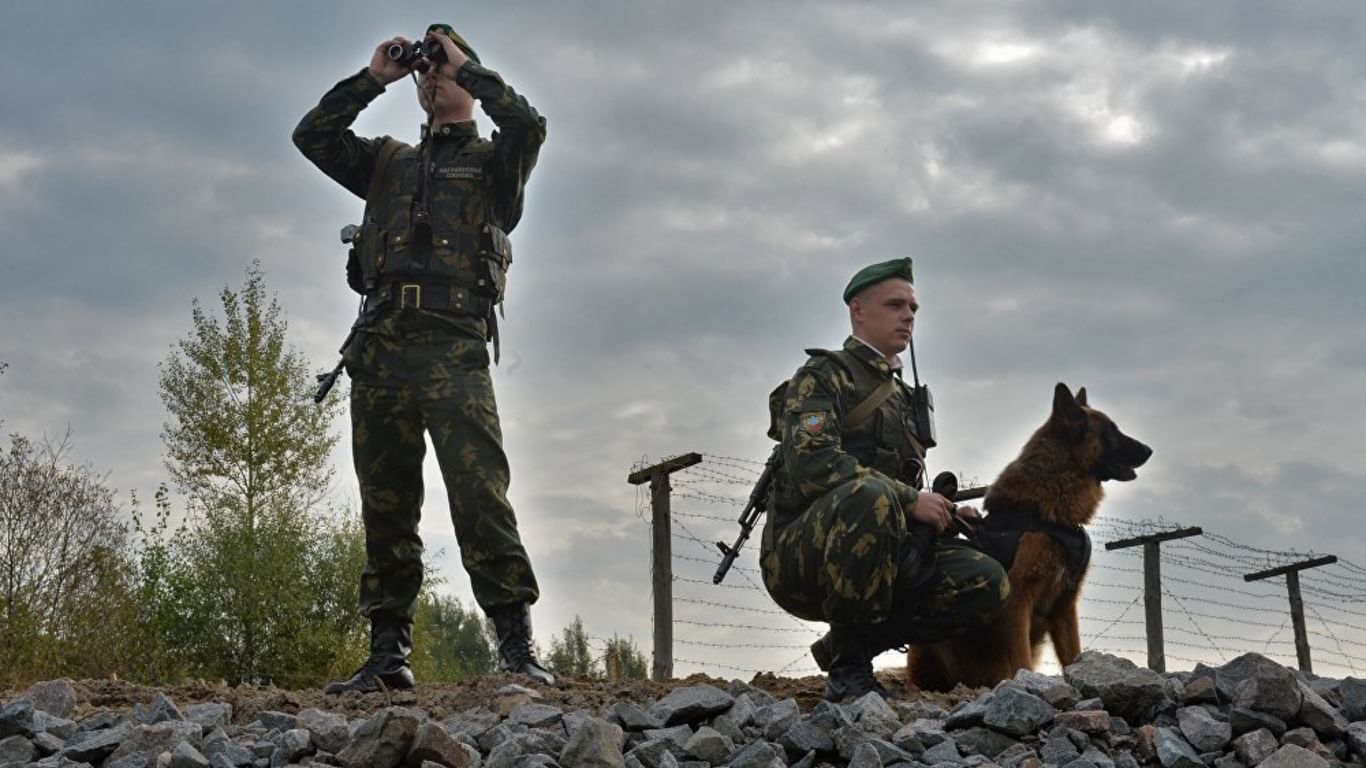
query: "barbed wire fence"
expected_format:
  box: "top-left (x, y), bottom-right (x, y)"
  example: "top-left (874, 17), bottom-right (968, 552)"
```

top-left (631, 452), bottom-right (1366, 682)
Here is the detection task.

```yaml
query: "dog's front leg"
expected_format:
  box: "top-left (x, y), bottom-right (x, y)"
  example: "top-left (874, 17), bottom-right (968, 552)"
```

top-left (1049, 598), bottom-right (1083, 666)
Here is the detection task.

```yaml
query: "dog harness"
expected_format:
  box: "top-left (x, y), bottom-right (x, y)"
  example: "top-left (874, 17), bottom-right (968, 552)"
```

top-left (968, 504), bottom-right (1092, 617)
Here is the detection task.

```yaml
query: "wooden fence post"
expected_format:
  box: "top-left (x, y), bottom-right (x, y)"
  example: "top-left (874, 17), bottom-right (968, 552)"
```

top-left (628, 452), bottom-right (702, 682)
top-left (1244, 555), bottom-right (1337, 674)
top-left (1105, 527), bottom-right (1202, 673)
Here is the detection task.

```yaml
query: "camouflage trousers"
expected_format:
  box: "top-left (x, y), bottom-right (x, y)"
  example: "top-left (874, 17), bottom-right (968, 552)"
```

top-left (760, 476), bottom-right (1008, 639)
top-left (345, 309), bottom-right (539, 623)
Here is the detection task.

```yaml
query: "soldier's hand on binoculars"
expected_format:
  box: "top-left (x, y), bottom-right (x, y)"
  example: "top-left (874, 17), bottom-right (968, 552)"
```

top-left (369, 37), bottom-right (413, 85)
top-left (909, 492), bottom-right (955, 533)
top-left (426, 33), bottom-right (469, 76)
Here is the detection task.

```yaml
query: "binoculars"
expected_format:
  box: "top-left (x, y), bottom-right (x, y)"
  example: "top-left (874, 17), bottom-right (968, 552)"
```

top-left (387, 39), bottom-right (447, 71)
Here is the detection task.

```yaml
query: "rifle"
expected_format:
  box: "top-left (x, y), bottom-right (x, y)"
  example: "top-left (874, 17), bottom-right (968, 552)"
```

top-left (713, 444), bottom-right (781, 584)
top-left (315, 224), bottom-right (365, 404)
top-left (931, 470), bottom-right (989, 537)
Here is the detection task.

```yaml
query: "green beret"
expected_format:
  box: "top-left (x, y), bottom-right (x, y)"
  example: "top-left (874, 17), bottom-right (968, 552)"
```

top-left (427, 23), bottom-right (480, 64)
top-left (843, 257), bottom-right (914, 304)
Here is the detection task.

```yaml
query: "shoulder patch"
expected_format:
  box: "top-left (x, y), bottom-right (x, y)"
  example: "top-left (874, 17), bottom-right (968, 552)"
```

top-left (799, 412), bottom-right (829, 433)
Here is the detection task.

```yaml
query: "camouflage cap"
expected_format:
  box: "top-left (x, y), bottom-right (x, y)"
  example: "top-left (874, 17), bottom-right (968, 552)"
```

top-left (842, 257), bottom-right (914, 304)
top-left (427, 23), bottom-right (480, 64)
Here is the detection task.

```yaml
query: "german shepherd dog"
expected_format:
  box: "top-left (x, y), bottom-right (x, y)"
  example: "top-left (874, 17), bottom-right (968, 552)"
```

top-left (906, 383), bottom-right (1152, 691)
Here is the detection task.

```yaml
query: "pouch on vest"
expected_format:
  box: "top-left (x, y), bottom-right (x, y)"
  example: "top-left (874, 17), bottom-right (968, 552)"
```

top-left (478, 223), bottom-right (512, 304)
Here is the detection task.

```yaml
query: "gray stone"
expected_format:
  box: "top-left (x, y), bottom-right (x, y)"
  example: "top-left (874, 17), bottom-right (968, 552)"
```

top-left (852, 694), bottom-right (901, 739)
top-left (561, 717), bottom-right (624, 768)
top-left (1181, 676), bottom-right (1218, 705)
top-left (25, 681), bottom-right (77, 720)
top-left (519, 728), bottom-right (568, 758)
top-left (297, 709), bottom-right (348, 755)
top-left (983, 686), bottom-right (1057, 737)
top-left (1258, 744), bottom-right (1331, 768)
top-left (511, 755), bottom-right (558, 768)
top-left (945, 693), bottom-right (991, 730)
top-left (1080, 746), bottom-right (1115, 768)
top-left (753, 699), bottom-right (800, 741)
top-left (271, 729), bottom-right (311, 767)
top-left (1175, 706), bottom-right (1231, 753)
top-left (105, 722), bottom-right (201, 766)
top-left (727, 696), bottom-right (757, 729)
top-left (480, 724), bottom-right (528, 754)
top-left (894, 719), bottom-right (943, 749)
top-left (202, 731), bottom-right (253, 767)
top-left (1054, 711), bottom-right (1111, 734)
top-left (848, 741), bottom-right (884, 768)
top-left (1040, 736), bottom-right (1080, 765)
top-left (1211, 755), bottom-right (1241, 768)
top-left (184, 704), bottom-right (231, 733)
top-left (1059, 758), bottom-right (1100, 768)
top-left (994, 742), bottom-right (1039, 768)
top-left (488, 737), bottom-right (530, 768)
top-left (447, 708), bottom-right (502, 745)
top-left (1113, 751), bottom-right (1141, 768)
top-left (1232, 675), bottom-right (1302, 722)
top-left (1014, 670), bottom-right (1082, 710)
top-left (1076, 698), bottom-right (1105, 710)
top-left (608, 703), bottom-right (663, 732)
top-left (834, 724), bottom-right (871, 760)
top-left (896, 701), bottom-right (950, 721)
top-left (723, 740), bottom-right (785, 768)
top-left (642, 725), bottom-right (691, 752)
top-left (707, 714), bottom-right (743, 743)
top-left (779, 721), bottom-right (834, 757)
top-left (133, 693), bottom-right (184, 725)
top-left (1064, 651), bottom-right (1174, 725)
top-left (1345, 722), bottom-right (1366, 760)
top-left (35, 711), bottom-right (77, 740)
top-left (0, 699), bottom-right (38, 739)
top-left (954, 726), bottom-right (1021, 759)
top-left (254, 712), bottom-right (298, 733)
top-left (510, 704), bottom-right (564, 730)
top-left (1339, 678), bottom-right (1366, 721)
top-left (1229, 707), bottom-right (1287, 737)
top-left (921, 739), bottom-right (963, 765)
top-left (410, 721), bottom-right (470, 768)
top-left (1297, 679), bottom-right (1349, 738)
top-left (788, 750), bottom-right (817, 768)
top-left (807, 700), bottom-right (855, 737)
top-left (625, 738), bottom-right (673, 768)
top-left (647, 686), bottom-right (734, 727)
top-left (1153, 727), bottom-right (1202, 768)
top-left (34, 730), bottom-right (65, 753)
top-left (336, 708), bottom-right (420, 768)
top-left (860, 738), bottom-right (916, 766)
top-left (0, 734), bottom-right (36, 764)
top-left (682, 726), bottom-right (732, 764)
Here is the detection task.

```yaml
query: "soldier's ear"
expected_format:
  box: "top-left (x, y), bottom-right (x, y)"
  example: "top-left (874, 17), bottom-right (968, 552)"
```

top-left (1076, 387), bottom-right (1088, 407)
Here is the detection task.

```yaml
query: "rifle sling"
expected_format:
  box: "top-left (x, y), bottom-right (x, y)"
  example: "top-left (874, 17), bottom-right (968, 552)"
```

top-left (367, 137), bottom-right (401, 213)
top-left (843, 378), bottom-right (895, 429)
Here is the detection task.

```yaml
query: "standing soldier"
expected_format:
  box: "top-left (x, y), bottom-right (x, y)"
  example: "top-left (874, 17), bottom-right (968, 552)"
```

top-left (759, 258), bottom-right (1010, 701)
top-left (294, 24), bottom-right (553, 693)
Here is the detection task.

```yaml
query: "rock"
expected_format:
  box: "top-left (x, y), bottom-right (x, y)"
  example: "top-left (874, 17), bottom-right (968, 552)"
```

top-left (683, 726), bottom-right (733, 764)
top-left (1040, 736), bottom-right (1080, 765)
top-left (561, 717), bottom-right (625, 768)
top-left (272, 728), bottom-right (312, 766)
top-left (336, 708), bottom-right (421, 768)
top-left (0, 699), bottom-right (38, 739)
top-left (1231, 727), bottom-right (1278, 765)
top-left (255, 711), bottom-right (299, 733)
top-left (892, 718), bottom-right (942, 749)
top-left (447, 707), bottom-right (502, 744)
top-left (896, 701), bottom-right (949, 721)
top-left (1181, 676), bottom-right (1218, 705)
top-left (1297, 679), bottom-right (1349, 738)
top-left (642, 725), bottom-right (692, 752)
top-left (779, 721), bottom-right (833, 758)
top-left (945, 693), bottom-right (991, 730)
top-left (609, 703), bottom-right (664, 732)
top-left (1152, 727), bottom-right (1202, 768)
top-left (755, 699), bottom-right (800, 741)
top-left (707, 714), bottom-right (743, 743)
top-left (1229, 705), bottom-right (1288, 737)
top-left (1054, 711), bottom-right (1111, 734)
top-left (1014, 670), bottom-right (1082, 709)
top-left (1232, 675), bottom-right (1302, 722)
top-left (0, 734), bottom-right (37, 765)
top-left (647, 686), bottom-right (734, 727)
top-left (851, 693), bottom-right (900, 739)
top-left (1064, 652), bottom-right (1174, 725)
top-left (184, 704), bottom-right (231, 733)
top-left (297, 708), bottom-right (349, 755)
top-left (1175, 706), bottom-right (1230, 753)
top-left (725, 740), bottom-right (785, 768)
top-left (104, 721), bottom-right (201, 765)
top-left (806, 700), bottom-right (854, 737)
top-left (995, 742), bottom-right (1040, 768)
top-left (509, 704), bottom-right (564, 730)
top-left (847, 741), bottom-right (883, 768)
top-left (1344, 722), bottom-right (1366, 760)
top-left (409, 721), bottom-right (470, 768)
top-left (133, 693), bottom-right (184, 725)
top-left (25, 681), bottom-right (78, 720)
top-left (1258, 744), bottom-right (1331, 768)
top-left (954, 726), bottom-right (1021, 759)
top-left (1338, 678), bottom-right (1366, 721)
top-left (983, 686), bottom-right (1057, 736)
top-left (921, 739), bottom-right (963, 765)
top-left (726, 696), bottom-right (757, 729)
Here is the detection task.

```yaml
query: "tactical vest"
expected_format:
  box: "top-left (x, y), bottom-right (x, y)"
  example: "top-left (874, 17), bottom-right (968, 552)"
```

top-left (767, 348), bottom-right (928, 522)
top-left (355, 138), bottom-right (512, 306)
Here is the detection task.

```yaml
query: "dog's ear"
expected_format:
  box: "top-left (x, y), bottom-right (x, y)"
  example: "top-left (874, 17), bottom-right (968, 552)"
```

top-left (1052, 382), bottom-right (1086, 432)
top-left (1076, 387), bottom-right (1088, 407)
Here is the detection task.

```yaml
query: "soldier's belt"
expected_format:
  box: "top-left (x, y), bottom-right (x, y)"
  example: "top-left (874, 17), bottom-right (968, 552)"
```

top-left (367, 281), bottom-right (493, 317)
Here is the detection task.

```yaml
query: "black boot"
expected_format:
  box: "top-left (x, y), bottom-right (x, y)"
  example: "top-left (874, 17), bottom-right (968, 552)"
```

top-left (489, 604), bottom-right (555, 685)
top-left (811, 621), bottom-right (906, 672)
top-left (823, 625), bottom-right (889, 702)
top-left (324, 618), bottom-right (415, 695)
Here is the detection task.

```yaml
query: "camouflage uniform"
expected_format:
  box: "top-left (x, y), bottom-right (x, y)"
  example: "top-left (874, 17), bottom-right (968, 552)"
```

top-left (760, 337), bottom-right (1008, 640)
top-left (293, 60), bottom-right (544, 624)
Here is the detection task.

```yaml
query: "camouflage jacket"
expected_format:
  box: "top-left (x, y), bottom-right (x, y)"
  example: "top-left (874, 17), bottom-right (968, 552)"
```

top-left (293, 64), bottom-right (546, 336)
top-left (768, 336), bottom-right (928, 527)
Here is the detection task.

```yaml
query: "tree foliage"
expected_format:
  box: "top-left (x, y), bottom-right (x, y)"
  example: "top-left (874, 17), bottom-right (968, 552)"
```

top-left (412, 592), bottom-right (498, 681)
top-left (150, 260), bottom-right (361, 685)
top-left (547, 615), bottom-right (596, 678)
top-left (603, 634), bottom-right (649, 680)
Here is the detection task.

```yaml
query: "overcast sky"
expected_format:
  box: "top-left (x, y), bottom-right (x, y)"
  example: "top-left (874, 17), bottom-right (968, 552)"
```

top-left (4, 2), bottom-right (1365, 681)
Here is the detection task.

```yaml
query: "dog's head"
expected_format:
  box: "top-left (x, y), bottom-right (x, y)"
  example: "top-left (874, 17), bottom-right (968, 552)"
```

top-left (1050, 382), bottom-right (1152, 482)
